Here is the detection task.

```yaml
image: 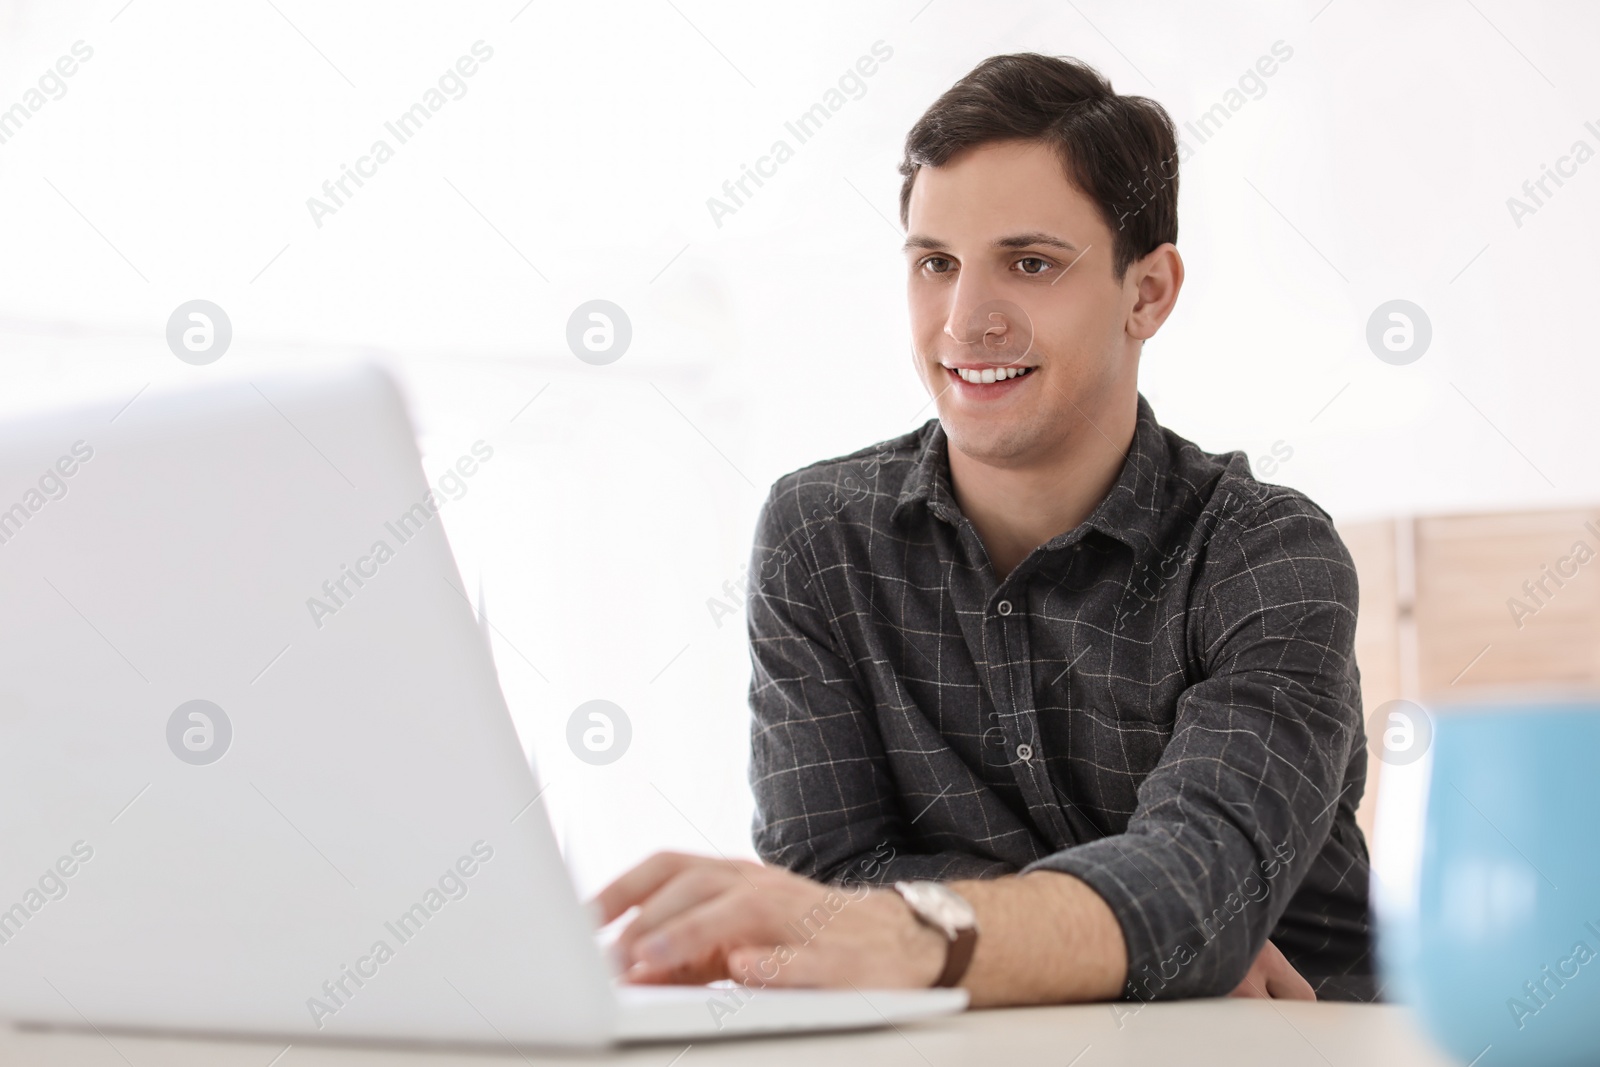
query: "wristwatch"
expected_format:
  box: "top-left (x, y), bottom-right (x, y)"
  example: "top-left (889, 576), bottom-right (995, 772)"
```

top-left (892, 880), bottom-right (980, 988)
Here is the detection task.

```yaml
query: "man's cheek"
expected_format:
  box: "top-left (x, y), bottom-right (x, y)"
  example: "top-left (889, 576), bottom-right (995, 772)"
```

top-left (906, 287), bottom-right (950, 359)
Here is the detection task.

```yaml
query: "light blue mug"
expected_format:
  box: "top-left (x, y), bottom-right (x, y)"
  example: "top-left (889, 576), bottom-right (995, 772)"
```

top-left (1377, 700), bottom-right (1600, 1066)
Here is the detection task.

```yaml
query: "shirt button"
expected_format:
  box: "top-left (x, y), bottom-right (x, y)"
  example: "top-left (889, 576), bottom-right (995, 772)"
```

top-left (1016, 743), bottom-right (1033, 761)
top-left (997, 600), bottom-right (1013, 616)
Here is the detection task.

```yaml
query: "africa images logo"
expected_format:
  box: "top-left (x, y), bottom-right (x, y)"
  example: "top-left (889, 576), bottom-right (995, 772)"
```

top-left (0, 440), bottom-right (94, 547)
top-left (305, 442), bottom-right (494, 629)
top-left (305, 42), bottom-right (495, 230)
top-left (305, 841), bottom-right (494, 1028)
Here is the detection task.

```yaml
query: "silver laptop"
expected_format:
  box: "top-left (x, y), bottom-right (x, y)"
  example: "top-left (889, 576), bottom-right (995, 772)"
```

top-left (0, 364), bottom-right (965, 1049)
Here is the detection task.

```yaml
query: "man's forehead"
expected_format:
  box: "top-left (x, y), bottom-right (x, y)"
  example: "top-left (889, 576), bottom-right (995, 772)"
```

top-left (905, 140), bottom-right (1102, 243)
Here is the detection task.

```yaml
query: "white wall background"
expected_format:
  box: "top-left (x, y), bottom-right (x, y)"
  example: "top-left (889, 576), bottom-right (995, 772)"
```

top-left (2, 0), bottom-right (1596, 896)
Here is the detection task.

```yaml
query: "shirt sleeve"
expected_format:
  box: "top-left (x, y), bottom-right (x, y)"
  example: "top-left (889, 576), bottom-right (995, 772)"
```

top-left (1022, 492), bottom-right (1364, 999)
top-left (746, 480), bottom-right (1013, 885)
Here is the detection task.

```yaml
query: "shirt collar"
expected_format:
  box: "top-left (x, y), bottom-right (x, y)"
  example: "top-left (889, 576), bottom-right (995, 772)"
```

top-left (893, 394), bottom-right (1169, 564)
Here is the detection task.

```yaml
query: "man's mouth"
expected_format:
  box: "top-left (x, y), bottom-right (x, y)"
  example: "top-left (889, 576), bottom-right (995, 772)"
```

top-left (941, 363), bottom-right (1036, 385)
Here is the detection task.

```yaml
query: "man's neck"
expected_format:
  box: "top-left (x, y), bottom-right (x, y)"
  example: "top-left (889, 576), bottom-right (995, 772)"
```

top-left (947, 402), bottom-right (1137, 581)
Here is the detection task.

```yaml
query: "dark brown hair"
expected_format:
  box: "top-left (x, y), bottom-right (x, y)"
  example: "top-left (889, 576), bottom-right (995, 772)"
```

top-left (898, 53), bottom-right (1178, 279)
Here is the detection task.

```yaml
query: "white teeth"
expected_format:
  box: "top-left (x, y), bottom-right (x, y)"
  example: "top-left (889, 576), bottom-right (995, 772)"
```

top-left (950, 365), bottom-right (1034, 383)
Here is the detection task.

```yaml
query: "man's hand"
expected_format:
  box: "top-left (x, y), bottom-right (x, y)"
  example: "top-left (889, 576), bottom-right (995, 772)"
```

top-left (1228, 940), bottom-right (1316, 1000)
top-left (593, 851), bottom-right (1129, 1006)
top-left (593, 852), bottom-right (946, 988)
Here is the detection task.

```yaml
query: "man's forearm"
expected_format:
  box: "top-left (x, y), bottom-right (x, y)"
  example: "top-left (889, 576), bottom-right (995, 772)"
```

top-left (950, 871), bottom-right (1127, 1007)
top-left (597, 851), bottom-right (1323, 1007)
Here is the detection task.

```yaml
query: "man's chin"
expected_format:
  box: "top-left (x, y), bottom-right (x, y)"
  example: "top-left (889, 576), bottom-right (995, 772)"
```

top-left (940, 416), bottom-right (1048, 467)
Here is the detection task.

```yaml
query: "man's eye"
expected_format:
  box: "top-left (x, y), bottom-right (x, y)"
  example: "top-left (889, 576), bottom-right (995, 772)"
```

top-left (922, 256), bottom-right (955, 274)
top-left (1017, 257), bottom-right (1051, 275)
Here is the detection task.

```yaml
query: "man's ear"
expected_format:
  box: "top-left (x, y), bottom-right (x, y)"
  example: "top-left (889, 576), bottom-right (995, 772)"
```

top-left (1126, 243), bottom-right (1183, 342)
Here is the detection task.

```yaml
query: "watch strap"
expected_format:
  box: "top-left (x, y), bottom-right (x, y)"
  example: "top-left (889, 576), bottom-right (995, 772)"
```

top-left (934, 924), bottom-right (977, 988)
top-left (893, 881), bottom-right (979, 989)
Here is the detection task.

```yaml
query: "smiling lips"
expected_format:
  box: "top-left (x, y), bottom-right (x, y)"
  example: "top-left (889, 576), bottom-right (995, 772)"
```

top-left (942, 364), bottom-right (1036, 385)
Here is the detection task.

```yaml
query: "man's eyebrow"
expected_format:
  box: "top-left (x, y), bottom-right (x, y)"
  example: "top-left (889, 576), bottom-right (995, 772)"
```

top-left (902, 234), bottom-right (947, 252)
top-left (901, 232), bottom-right (1080, 253)
top-left (994, 231), bottom-right (1078, 252)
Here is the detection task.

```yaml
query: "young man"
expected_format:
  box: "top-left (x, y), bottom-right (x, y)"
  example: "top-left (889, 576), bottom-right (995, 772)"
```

top-left (597, 53), bottom-right (1374, 1006)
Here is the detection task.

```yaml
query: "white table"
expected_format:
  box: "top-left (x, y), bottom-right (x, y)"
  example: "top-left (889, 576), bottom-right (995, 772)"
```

top-left (4, 1000), bottom-right (1458, 1066)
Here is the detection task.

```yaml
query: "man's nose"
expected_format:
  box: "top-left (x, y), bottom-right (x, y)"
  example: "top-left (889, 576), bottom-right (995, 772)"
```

top-left (943, 275), bottom-right (1003, 347)
top-left (944, 286), bottom-right (1032, 363)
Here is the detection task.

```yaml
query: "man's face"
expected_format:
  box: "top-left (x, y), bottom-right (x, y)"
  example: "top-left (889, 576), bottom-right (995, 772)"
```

top-left (904, 138), bottom-right (1140, 466)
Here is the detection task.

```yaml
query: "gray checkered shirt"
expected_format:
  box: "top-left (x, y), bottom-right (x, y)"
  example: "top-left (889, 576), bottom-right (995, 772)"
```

top-left (746, 396), bottom-right (1375, 1001)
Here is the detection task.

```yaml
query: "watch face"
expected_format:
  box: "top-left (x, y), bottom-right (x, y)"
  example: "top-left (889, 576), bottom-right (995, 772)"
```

top-left (898, 881), bottom-right (977, 936)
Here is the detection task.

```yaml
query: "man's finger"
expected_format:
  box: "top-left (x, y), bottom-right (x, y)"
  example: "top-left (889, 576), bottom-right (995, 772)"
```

top-left (629, 892), bottom-right (781, 976)
top-left (725, 945), bottom-right (791, 988)
top-left (591, 852), bottom-right (709, 925)
top-left (613, 865), bottom-right (747, 960)
top-left (623, 954), bottom-right (730, 986)
top-left (1265, 967), bottom-right (1316, 1000)
top-left (1255, 940), bottom-right (1316, 1001)
top-left (1229, 973), bottom-right (1269, 999)
top-left (1230, 941), bottom-right (1317, 1001)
